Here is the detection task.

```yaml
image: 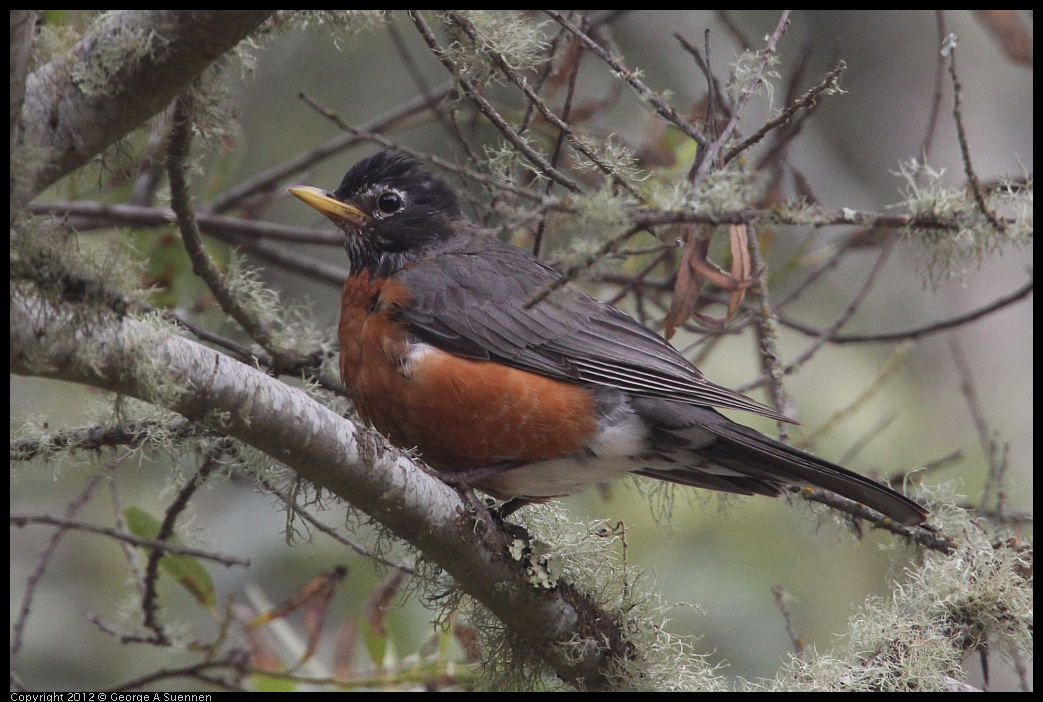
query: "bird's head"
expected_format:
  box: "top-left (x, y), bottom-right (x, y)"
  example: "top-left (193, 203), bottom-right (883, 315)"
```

top-left (289, 151), bottom-right (465, 275)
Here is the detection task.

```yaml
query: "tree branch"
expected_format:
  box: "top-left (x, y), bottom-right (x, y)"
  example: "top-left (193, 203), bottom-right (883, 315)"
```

top-left (15, 10), bottom-right (274, 206)
top-left (10, 291), bottom-right (630, 690)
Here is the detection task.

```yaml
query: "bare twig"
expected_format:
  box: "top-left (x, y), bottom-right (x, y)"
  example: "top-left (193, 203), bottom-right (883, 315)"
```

top-left (724, 60), bottom-right (847, 165)
top-left (919, 11), bottom-right (949, 160)
top-left (10, 473), bottom-right (107, 663)
top-left (29, 200), bottom-right (342, 246)
top-left (950, 337), bottom-right (1008, 515)
top-left (139, 446), bottom-right (226, 642)
top-left (444, 11), bottom-right (641, 197)
top-left (10, 514), bottom-right (251, 566)
top-left (802, 343), bottom-right (910, 447)
top-left (533, 12), bottom-right (588, 255)
top-left (387, 20), bottom-right (466, 152)
top-left (945, 35), bottom-right (1006, 230)
top-left (262, 478), bottom-right (417, 575)
top-left (167, 97), bottom-right (308, 373)
top-left (780, 278), bottom-right (1033, 343)
top-left (524, 223), bottom-right (648, 308)
top-left (672, 30), bottom-right (730, 129)
top-left (736, 237), bottom-right (896, 395)
top-left (294, 95), bottom-right (559, 204)
top-left (409, 10), bottom-right (581, 192)
top-left (771, 585), bottom-right (805, 657)
top-left (692, 10), bottom-right (791, 182)
top-left (545, 10), bottom-right (709, 147)
top-left (209, 82), bottom-right (457, 214)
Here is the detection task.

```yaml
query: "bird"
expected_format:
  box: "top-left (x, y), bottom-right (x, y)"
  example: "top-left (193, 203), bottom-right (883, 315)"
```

top-left (288, 150), bottom-right (928, 526)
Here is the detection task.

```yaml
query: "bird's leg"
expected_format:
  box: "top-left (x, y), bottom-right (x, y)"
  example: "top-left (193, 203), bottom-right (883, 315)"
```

top-left (438, 461), bottom-right (530, 540)
top-left (455, 484), bottom-right (501, 539)
top-left (498, 497), bottom-right (533, 519)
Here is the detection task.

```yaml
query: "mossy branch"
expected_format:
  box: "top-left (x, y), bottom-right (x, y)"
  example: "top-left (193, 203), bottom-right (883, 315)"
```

top-left (10, 291), bottom-right (631, 690)
top-left (15, 10), bottom-right (274, 207)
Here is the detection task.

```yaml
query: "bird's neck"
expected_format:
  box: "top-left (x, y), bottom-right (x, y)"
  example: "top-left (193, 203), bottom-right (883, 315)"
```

top-left (347, 245), bottom-right (415, 279)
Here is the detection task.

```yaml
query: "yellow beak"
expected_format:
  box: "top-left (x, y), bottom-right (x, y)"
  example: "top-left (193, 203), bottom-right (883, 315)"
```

top-left (287, 186), bottom-right (369, 230)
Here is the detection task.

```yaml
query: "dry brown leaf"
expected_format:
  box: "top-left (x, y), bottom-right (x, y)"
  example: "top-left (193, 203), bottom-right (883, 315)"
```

top-left (364, 569), bottom-right (407, 638)
top-left (975, 10), bottom-right (1033, 67)
top-left (248, 565), bottom-right (349, 668)
top-left (234, 603), bottom-right (285, 674)
top-left (664, 224), bottom-right (754, 338)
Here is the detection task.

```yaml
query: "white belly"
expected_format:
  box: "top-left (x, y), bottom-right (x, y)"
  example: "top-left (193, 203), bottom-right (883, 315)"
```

top-left (479, 408), bottom-right (650, 498)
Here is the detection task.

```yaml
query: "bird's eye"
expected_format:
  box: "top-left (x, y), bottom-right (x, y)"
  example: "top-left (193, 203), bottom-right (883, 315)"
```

top-left (376, 191), bottom-right (403, 215)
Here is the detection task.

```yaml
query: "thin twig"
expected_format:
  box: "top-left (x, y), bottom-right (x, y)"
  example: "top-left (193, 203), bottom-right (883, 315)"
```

top-left (386, 19), bottom-right (466, 153)
top-left (139, 446), bottom-right (227, 642)
top-left (606, 248), bottom-right (673, 306)
top-left (445, 11), bottom-right (641, 197)
top-left (837, 411), bottom-right (898, 466)
top-left (753, 43), bottom-right (816, 172)
top-left (715, 10), bottom-right (753, 50)
top-left (737, 237), bottom-right (896, 395)
top-left (945, 36), bottom-right (1006, 230)
top-left (672, 30), bottom-right (730, 128)
top-left (99, 656), bottom-right (247, 693)
top-left (208, 82), bottom-right (457, 214)
top-left (780, 278), bottom-right (1033, 343)
top-left (919, 11), bottom-right (949, 160)
top-left (524, 223), bottom-right (648, 308)
top-left (409, 10), bottom-right (581, 192)
top-left (692, 10), bottom-right (791, 182)
top-left (703, 29), bottom-right (720, 142)
top-left (29, 200), bottom-right (342, 246)
top-left (785, 237), bottom-right (895, 366)
top-left (167, 97), bottom-right (306, 373)
top-left (950, 337), bottom-right (1008, 515)
top-left (294, 96), bottom-right (559, 204)
top-left (771, 585), bottom-right (805, 657)
top-left (263, 478), bottom-right (416, 575)
top-left (545, 10), bottom-right (709, 147)
top-left (10, 473), bottom-right (107, 662)
top-left (724, 60), bottom-right (847, 165)
top-left (10, 514), bottom-right (251, 566)
top-left (803, 344), bottom-right (911, 447)
top-left (746, 222), bottom-right (792, 432)
top-left (533, 12), bottom-right (588, 255)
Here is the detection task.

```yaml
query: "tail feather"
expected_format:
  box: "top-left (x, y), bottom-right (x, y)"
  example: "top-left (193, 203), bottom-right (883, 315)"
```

top-left (631, 398), bottom-right (928, 526)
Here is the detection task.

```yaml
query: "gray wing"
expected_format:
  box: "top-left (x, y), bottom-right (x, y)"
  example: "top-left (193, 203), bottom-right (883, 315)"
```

top-left (395, 237), bottom-right (790, 421)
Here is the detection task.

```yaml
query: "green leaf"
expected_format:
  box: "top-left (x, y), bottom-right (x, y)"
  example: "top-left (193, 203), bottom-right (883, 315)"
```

top-left (123, 506), bottom-right (216, 607)
top-left (361, 620), bottom-right (388, 668)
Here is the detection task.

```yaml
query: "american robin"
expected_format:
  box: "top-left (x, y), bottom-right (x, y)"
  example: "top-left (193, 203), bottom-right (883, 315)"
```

top-left (288, 151), bottom-right (928, 526)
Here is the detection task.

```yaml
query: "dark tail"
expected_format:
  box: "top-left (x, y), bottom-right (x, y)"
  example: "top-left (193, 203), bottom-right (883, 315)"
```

top-left (631, 398), bottom-right (929, 526)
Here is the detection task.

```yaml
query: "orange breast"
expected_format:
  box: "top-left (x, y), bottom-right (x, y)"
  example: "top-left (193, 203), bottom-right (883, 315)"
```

top-left (339, 273), bottom-right (598, 471)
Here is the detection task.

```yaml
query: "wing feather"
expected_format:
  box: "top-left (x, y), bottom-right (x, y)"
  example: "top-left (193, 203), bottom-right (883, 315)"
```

top-left (396, 237), bottom-right (789, 421)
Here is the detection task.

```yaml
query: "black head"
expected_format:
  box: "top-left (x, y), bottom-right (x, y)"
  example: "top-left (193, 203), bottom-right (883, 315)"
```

top-left (289, 151), bottom-right (465, 275)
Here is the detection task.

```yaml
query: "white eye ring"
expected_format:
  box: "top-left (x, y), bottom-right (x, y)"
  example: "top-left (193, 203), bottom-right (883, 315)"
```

top-left (375, 189), bottom-right (406, 217)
